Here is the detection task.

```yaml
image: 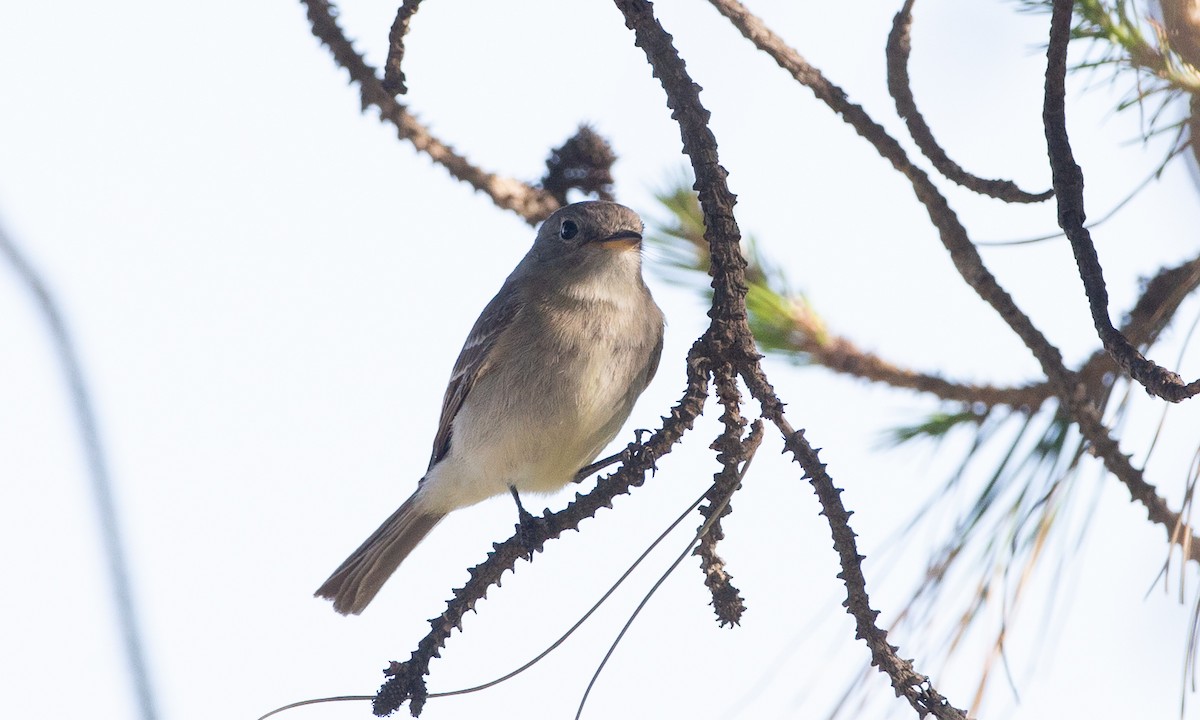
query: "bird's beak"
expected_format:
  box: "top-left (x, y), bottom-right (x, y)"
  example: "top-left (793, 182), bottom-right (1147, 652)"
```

top-left (593, 229), bottom-right (643, 250)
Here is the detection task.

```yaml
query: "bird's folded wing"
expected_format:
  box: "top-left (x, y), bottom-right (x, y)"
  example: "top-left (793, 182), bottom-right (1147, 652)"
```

top-left (426, 281), bottom-right (523, 471)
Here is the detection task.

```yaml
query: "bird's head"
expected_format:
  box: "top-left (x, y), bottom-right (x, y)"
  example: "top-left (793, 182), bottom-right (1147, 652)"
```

top-left (530, 201), bottom-right (645, 262)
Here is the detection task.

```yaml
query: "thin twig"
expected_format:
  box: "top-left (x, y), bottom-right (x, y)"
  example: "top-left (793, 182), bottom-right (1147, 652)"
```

top-left (974, 140), bottom-right (1189, 246)
top-left (382, 0), bottom-right (423, 95)
top-left (256, 695), bottom-right (371, 720)
top-left (803, 330), bottom-right (1050, 408)
top-left (300, 0), bottom-right (560, 224)
top-left (782, 424), bottom-right (970, 720)
top-left (575, 439), bottom-right (761, 719)
top-left (887, 0), bottom-right (1053, 203)
top-left (695, 398), bottom-right (761, 626)
top-left (1044, 0), bottom-right (1200, 402)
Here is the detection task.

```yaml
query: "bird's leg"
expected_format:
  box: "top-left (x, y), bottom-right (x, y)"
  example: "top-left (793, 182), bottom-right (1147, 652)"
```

top-left (572, 453), bottom-right (623, 483)
top-left (572, 429), bottom-right (651, 483)
top-left (509, 485), bottom-right (540, 557)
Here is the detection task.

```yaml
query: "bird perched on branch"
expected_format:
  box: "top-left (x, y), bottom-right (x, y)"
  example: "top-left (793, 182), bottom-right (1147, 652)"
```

top-left (316, 201), bottom-right (665, 614)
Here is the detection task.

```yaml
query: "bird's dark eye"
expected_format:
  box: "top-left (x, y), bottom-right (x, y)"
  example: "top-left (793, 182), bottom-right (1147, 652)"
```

top-left (559, 219), bottom-right (579, 241)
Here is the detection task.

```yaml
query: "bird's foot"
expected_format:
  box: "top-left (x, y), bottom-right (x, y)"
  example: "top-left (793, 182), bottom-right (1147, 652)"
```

top-left (510, 486), bottom-right (544, 560)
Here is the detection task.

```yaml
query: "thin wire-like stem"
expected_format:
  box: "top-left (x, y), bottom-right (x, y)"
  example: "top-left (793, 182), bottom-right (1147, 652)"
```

top-left (255, 695), bottom-right (372, 720)
top-left (431, 486), bottom-right (711, 698)
top-left (0, 221), bottom-right (159, 720)
top-left (256, 487), bottom-right (715, 720)
top-left (974, 141), bottom-right (1186, 246)
top-left (574, 445), bottom-right (759, 720)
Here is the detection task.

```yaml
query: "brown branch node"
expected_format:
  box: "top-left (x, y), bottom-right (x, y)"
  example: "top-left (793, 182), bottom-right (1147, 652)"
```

top-left (695, 361), bottom-right (758, 626)
top-left (540, 125), bottom-right (618, 204)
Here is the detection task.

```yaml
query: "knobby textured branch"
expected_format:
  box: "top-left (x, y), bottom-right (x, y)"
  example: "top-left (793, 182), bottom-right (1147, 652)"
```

top-left (1044, 0), bottom-right (1200, 402)
top-left (813, 251), bottom-right (1200, 410)
top-left (662, 179), bottom-right (1200, 412)
top-left (304, 0), bottom-right (1200, 716)
top-left (614, 1), bottom-right (967, 717)
top-left (707, 0), bottom-right (1200, 563)
top-left (782, 426), bottom-right (967, 719)
top-left (301, 0), bottom-right (560, 224)
top-left (373, 344), bottom-right (711, 716)
top-left (887, 0), bottom-right (1052, 203)
top-left (796, 326), bottom-right (1050, 409)
top-left (1072, 253), bottom-right (1200, 397)
top-left (696, 364), bottom-right (754, 626)
top-left (382, 0), bottom-right (422, 95)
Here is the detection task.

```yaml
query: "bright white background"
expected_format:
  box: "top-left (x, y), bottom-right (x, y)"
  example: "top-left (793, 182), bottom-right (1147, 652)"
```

top-left (3, 1), bottom-right (1200, 719)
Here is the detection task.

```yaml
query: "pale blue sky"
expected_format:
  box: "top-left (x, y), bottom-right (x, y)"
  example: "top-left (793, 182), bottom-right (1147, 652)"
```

top-left (2, 2), bottom-right (1200, 719)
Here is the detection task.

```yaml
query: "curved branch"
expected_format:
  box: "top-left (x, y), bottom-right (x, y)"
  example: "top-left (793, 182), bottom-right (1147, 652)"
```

top-left (887, 0), bottom-right (1052, 203)
top-left (705, 0), bottom-right (1200, 561)
top-left (783, 424), bottom-right (967, 719)
top-left (1073, 253), bottom-right (1200, 394)
top-left (1044, 0), bottom-right (1200, 402)
top-left (300, 0), bottom-right (560, 224)
top-left (612, 2), bottom-right (968, 717)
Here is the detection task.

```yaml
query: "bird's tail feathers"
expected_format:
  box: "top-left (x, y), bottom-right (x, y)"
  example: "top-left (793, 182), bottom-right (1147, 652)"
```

top-left (315, 493), bottom-right (444, 615)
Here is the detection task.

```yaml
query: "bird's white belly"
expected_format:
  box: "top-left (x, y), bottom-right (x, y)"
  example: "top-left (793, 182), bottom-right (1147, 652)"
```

top-left (417, 336), bottom-right (637, 514)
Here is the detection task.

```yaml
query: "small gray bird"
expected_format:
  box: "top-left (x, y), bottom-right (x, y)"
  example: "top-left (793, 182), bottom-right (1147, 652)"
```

top-left (316, 201), bottom-right (665, 615)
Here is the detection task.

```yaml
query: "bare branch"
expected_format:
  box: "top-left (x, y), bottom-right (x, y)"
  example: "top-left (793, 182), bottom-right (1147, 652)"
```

top-left (300, 0), bottom-right (560, 224)
top-left (783, 424), bottom-right (969, 720)
top-left (887, 0), bottom-right (1053, 203)
top-left (696, 365), bottom-right (755, 626)
top-left (708, 0), bottom-right (1200, 563)
top-left (828, 252), bottom-right (1200, 409)
top-left (612, 2), bottom-right (968, 717)
top-left (1074, 253), bottom-right (1200, 394)
top-left (1044, 0), bottom-right (1200, 402)
top-left (801, 327), bottom-right (1050, 409)
top-left (382, 0), bottom-right (422, 95)
top-left (298, 2), bottom-right (1200, 717)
